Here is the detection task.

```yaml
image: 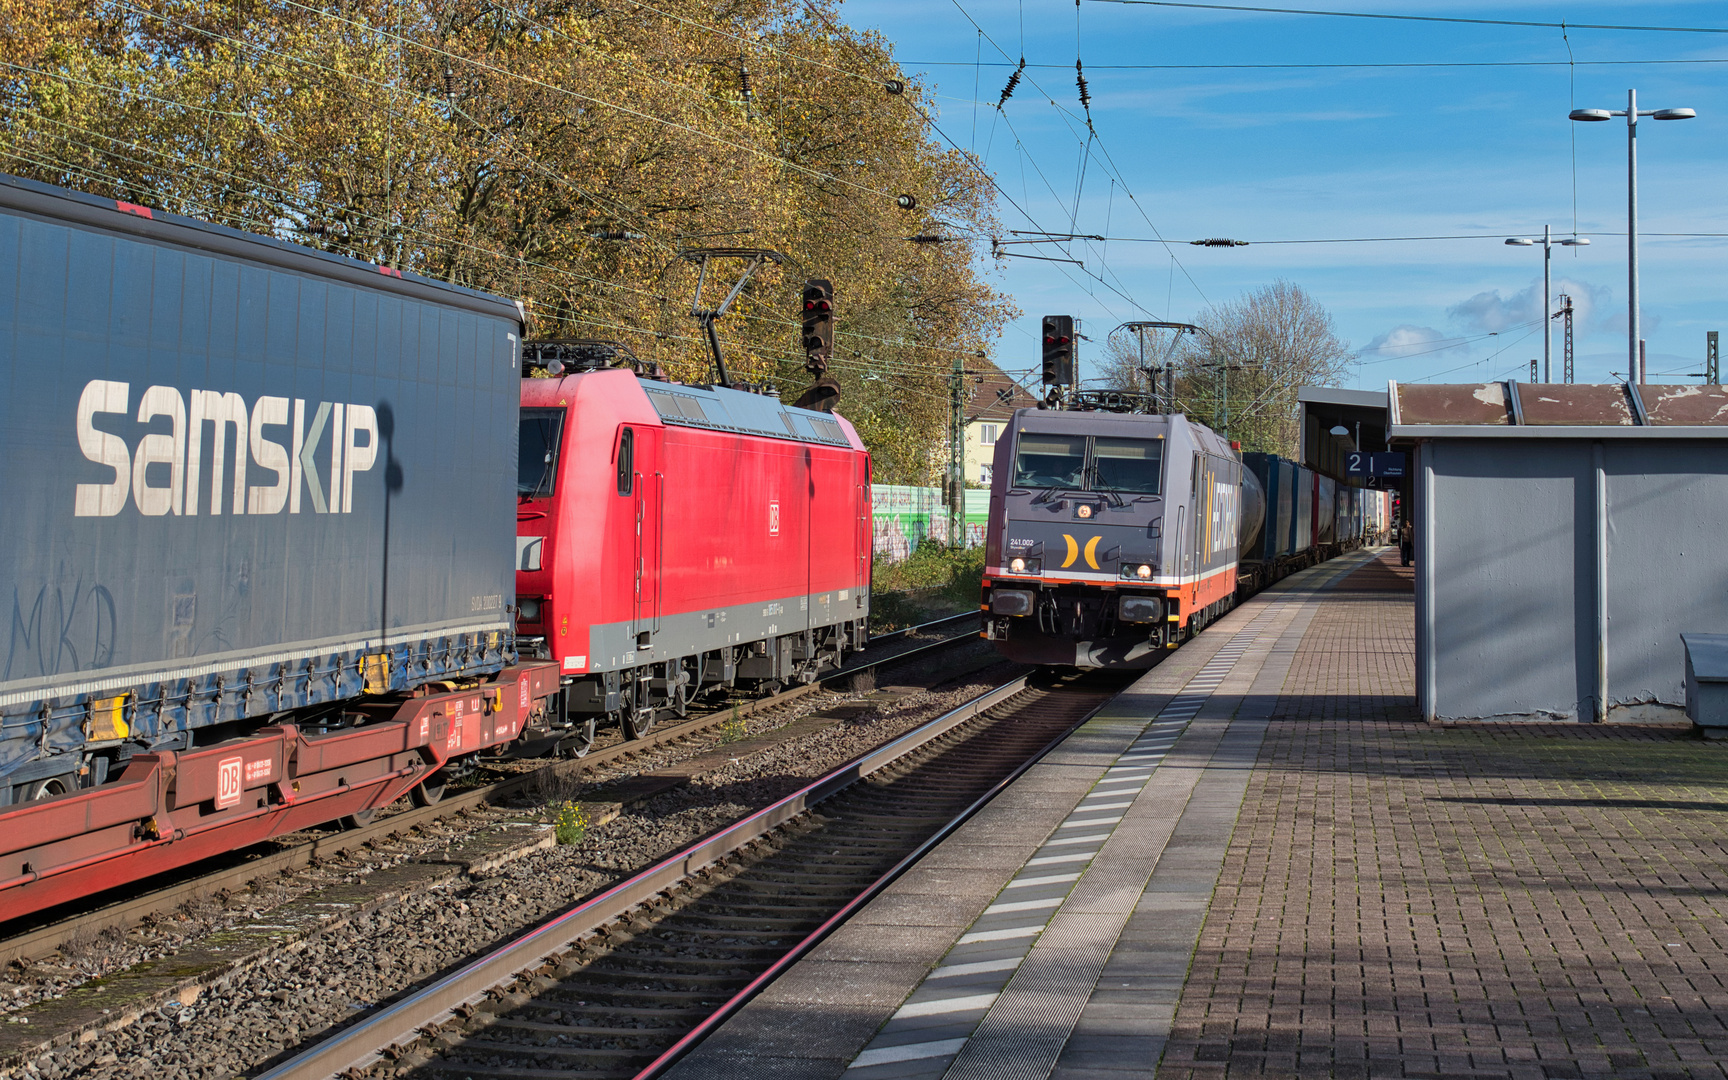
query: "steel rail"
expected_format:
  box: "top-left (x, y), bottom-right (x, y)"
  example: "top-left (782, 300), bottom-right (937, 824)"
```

top-left (632, 686), bottom-right (1103, 1080)
top-left (0, 621), bottom-right (980, 967)
top-left (254, 673), bottom-right (1039, 1080)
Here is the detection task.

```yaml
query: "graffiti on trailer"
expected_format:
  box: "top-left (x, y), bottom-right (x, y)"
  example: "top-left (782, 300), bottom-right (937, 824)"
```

top-left (6, 577), bottom-right (117, 681)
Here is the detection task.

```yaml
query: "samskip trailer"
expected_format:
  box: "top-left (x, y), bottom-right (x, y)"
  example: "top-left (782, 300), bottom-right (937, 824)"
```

top-left (0, 173), bottom-right (532, 807)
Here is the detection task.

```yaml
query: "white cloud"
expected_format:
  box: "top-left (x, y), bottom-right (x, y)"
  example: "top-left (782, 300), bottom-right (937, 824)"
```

top-left (1447, 277), bottom-right (1613, 336)
top-left (1359, 325), bottom-right (1463, 360)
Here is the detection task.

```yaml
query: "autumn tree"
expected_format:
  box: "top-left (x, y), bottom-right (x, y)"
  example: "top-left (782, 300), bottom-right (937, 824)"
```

top-left (1090, 281), bottom-right (1350, 457)
top-left (0, 0), bottom-right (1013, 482)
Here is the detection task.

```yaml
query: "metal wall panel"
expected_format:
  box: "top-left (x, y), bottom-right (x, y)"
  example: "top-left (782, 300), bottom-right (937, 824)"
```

top-left (1425, 440), bottom-right (1590, 720)
top-left (1602, 442), bottom-right (1728, 711)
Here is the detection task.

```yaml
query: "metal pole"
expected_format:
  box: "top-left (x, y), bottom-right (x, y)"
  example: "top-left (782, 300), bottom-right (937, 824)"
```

top-left (1627, 88), bottom-right (1640, 384)
top-left (1137, 327), bottom-right (1150, 410)
top-left (1542, 224), bottom-right (1552, 382)
top-left (949, 354), bottom-right (963, 548)
top-left (1593, 440), bottom-right (1608, 723)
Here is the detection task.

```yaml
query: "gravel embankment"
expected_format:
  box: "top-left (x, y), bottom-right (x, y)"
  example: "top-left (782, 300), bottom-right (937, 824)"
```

top-left (6, 660), bottom-right (1014, 1080)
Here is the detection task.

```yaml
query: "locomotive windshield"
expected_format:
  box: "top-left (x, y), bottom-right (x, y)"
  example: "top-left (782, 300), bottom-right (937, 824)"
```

top-left (1092, 437), bottom-right (1163, 495)
top-left (519, 407), bottom-right (566, 498)
top-left (1013, 434), bottom-right (1087, 489)
top-left (1012, 432), bottom-right (1163, 495)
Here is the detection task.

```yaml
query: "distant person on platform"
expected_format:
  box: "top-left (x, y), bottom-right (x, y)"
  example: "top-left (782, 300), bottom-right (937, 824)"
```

top-left (1399, 519), bottom-right (1413, 566)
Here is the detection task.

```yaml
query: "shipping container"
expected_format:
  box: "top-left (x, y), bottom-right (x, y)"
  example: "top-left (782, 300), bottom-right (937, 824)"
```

top-left (0, 174), bottom-right (526, 803)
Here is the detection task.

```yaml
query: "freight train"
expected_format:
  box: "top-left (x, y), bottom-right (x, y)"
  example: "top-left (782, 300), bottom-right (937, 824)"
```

top-left (980, 407), bottom-right (1389, 668)
top-left (0, 173), bottom-right (870, 921)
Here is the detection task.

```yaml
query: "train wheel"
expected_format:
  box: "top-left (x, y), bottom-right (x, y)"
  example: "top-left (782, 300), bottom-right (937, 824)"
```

top-left (342, 806), bottom-right (378, 830)
top-left (560, 717), bottom-right (598, 758)
top-left (18, 774), bottom-right (75, 802)
top-left (410, 772), bottom-right (448, 807)
top-left (625, 704), bottom-right (656, 740)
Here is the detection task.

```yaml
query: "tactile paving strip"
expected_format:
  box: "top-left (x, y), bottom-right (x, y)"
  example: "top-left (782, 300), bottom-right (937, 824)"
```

top-left (843, 611), bottom-right (1283, 1079)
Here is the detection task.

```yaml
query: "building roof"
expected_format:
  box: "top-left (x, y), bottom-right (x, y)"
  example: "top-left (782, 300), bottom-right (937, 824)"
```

top-left (967, 367), bottom-right (1039, 422)
top-left (1298, 385), bottom-right (1389, 410)
top-left (1390, 381), bottom-right (1728, 438)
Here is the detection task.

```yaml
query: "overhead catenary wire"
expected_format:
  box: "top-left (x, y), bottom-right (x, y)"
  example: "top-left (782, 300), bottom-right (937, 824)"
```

top-left (9, 105), bottom-right (978, 376)
top-left (122, 0), bottom-right (907, 204)
top-left (1078, 0), bottom-right (1728, 36)
top-left (9, 24), bottom-right (1007, 364)
top-left (940, 0), bottom-right (1206, 311)
top-left (903, 56), bottom-right (1728, 70)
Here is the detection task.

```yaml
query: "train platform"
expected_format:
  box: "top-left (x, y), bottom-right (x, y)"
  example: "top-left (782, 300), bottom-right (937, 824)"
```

top-left (666, 548), bottom-right (1728, 1080)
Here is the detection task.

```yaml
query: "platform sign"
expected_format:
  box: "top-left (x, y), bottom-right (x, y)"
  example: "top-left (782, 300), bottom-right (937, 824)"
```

top-left (1346, 451), bottom-right (1406, 479)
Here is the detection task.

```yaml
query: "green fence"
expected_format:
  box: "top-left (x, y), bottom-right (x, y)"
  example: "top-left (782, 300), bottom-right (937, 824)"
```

top-left (871, 485), bottom-right (989, 560)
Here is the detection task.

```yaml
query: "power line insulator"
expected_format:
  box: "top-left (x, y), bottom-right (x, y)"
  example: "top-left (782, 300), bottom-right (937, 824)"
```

top-left (998, 59), bottom-right (1025, 108)
top-left (1191, 238), bottom-right (1249, 247)
top-left (884, 79), bottom-right (905, 95)
top-left (896, 194), bottom-right (919, 210)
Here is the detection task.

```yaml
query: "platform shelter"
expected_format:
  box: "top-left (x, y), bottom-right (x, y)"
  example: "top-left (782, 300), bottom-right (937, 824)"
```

top-left (1390, 381), bottom-right (1728, 723)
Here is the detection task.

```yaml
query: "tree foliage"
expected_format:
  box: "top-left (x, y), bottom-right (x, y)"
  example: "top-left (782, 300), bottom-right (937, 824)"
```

top-left (1092, 280), bottom-right (1350, 457)
top-left (0, 0), bottom-right (1015, 482)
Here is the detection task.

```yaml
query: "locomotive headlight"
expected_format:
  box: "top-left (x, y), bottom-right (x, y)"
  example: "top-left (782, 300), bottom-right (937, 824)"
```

top-left (1136, 564), bottom-right (1152, 579)
top-left (1119, 562), bottom-right (1154, 580)
top-left (517, 598), bottom-right (541, 623)
top-left (990, 589), bottom-right (1035, 617)
top-left (1007, 557), bottom-right (1041, 576)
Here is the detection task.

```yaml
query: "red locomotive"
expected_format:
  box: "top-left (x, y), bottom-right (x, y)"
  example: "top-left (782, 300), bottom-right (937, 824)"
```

top-left (515, 352), bottom-right (873, 754)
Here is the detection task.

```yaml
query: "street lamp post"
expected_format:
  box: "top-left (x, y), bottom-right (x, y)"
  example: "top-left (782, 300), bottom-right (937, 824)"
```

top-left (1505, 227), bottom-right (1589, 383)
top-left (1570, 89), bottom-right (1696, 383)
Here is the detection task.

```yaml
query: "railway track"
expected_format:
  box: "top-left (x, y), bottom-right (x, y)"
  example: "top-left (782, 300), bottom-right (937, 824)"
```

top-left (0, 612), bottom-right (980, 968)
top-left (254, 669), bottom-right (1124, 1080)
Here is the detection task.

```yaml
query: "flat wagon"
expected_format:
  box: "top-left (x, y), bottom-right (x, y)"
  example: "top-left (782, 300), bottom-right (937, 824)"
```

top-left (0, 174), bottom-right (559, 919)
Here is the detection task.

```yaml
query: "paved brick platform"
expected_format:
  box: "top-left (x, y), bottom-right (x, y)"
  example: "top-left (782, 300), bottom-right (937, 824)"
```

top-left (1159, 552), bottom-right (1728, 1080)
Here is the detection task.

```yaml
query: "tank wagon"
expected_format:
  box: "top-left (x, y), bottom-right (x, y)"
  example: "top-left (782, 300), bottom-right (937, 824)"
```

top-left (516, 364), bottom-right (872, 752)
top-left (0, 174), bottom-right (560, 920)
top-left (981, 407), bottom-right (1389, 669)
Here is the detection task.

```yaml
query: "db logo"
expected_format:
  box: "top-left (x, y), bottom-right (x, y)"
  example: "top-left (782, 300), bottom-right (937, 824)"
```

top-left (768, 501), bottom-right (780, 536)
top-left (217, 756), bottom-right (243, 809)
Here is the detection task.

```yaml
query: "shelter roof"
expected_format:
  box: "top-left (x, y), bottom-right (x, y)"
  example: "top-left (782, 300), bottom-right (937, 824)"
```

top-left (1390, 381), bottom-right (1728, 438)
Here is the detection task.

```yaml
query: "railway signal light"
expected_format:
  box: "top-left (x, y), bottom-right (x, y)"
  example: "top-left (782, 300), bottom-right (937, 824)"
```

top-left (801, 279), bottom-right (834, 360)
top-left (1041, 315), bottom-right (1075, 386)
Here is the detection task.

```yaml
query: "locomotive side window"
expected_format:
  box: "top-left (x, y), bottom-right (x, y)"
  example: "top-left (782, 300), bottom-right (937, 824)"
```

top-left (519, 408), bottom-right (566, 498)
top-left (1013, 434), bottom-right (1087, 489)
top-left (617, 427), bottom-right (634, 495)
top-left (1092, 437), bottom-right (1163, 495)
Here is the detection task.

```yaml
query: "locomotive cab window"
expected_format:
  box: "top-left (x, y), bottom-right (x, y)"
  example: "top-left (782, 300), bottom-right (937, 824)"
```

top-left (616, 427), bottom-right (634, 495)
top-left (1012, 432), bottom-right (1164, 495)
top-left (519, 408), bottom-right (566, 498)
top-left (1013, 434), bottom-right (1087, 489)
top-left (1092, 437), bottom-right (1163, 495)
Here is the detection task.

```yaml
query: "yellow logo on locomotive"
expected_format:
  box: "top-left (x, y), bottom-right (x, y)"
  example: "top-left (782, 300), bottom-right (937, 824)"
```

top-left (1060, 534), bottom-right (1102, 570)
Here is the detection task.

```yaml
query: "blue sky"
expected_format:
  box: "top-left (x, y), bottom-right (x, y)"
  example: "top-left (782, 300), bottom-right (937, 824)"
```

top-left (841, 0), bottom-right (1728, 389)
